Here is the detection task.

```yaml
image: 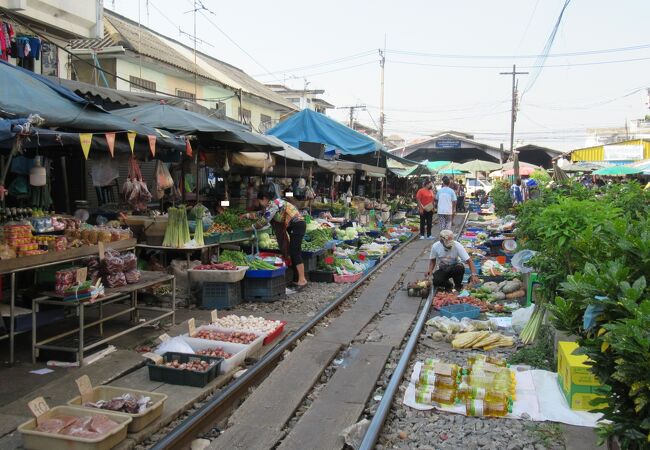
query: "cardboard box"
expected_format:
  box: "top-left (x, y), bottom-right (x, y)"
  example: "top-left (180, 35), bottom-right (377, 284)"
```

top-left (557, 341), bottom-right (604, 411)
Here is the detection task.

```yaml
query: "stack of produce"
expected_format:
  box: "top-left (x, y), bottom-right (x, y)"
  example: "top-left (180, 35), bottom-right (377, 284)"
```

top-left (305, 228), bottom-right (333, 248)
top-left (218, 250), bottom-right (248, 266)
top-left (193, 262), bottom-right (240, 271)
top-left (257, 232), bottom-right (278, 250)
top-left (319, 256), bottom-right (363, 275)
top-left (207, 223), bottom-right (232, 233)
top-left (84, 393), bottom-right (151, 414)
top-left (451, 331), bottom-right (514, 350)
top-left (211, 314), bottom-right (283, 334)
top-left (196, 348), bottom-right (233, 359)
top-left (163, 358), bottom-right (216, 372)
top-left (433, 291), bottom-right (492, 312)
top-left (213, 210), bottom-right (255, 230)
top-left (471, 278), bottom-right (525, 303)
top-left (335, 227), bottom-right (358, 241)
top-left (407, 279), bottom-right (431, 297)
top-left (35, 413), bottom-right (120, 438)
top-left (248, 258), bottom-right (280, 271)
top-left (193, 329), bottom-right (258, 344)
top-left (162, 207), bottom-right (191, 248)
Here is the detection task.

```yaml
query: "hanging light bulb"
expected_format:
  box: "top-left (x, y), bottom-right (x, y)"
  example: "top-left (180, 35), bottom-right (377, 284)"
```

top-left (334, 175), bottom-right (341, 183)
top-left (223, 153), bottom-right (230, 172)
top-left (345, 175), bottom-right (351, 182)
top-left (298, 178), bottom-right (306, 188)
top-left (30, 156), bottom-right (46, 187)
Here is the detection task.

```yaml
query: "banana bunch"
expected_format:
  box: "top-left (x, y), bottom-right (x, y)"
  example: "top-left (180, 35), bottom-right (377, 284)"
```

top-left (452, 331), bottom-right (515, 351)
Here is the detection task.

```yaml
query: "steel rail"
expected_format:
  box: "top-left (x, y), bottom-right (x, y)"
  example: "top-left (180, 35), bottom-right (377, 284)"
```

top-left (150, 232), bottom-right (418, 450)
top-left (359, 213), bottom-right (470, 450)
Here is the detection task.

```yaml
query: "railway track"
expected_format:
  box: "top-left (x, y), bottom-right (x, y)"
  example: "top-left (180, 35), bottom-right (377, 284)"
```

top-left (149, 215), bottom-right (468, 450)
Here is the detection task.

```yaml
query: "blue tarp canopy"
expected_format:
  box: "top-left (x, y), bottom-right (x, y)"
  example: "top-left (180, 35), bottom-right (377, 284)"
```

top-left (265, 109), bottom-right (384, 155)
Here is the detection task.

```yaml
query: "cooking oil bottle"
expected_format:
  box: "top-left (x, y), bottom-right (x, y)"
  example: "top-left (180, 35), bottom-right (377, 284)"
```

top-left (415, 385), bottom-right (456, 406)
top-left (466, 391), bottom-right (512, 417)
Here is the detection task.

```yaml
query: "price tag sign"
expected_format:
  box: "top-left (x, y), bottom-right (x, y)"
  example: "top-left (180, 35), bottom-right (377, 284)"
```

top-left (98, 241), bottom-right (105, 260)
top-left (27, 397), bottom-right (50, 425)
top-left (188, 318), bottom-right (196, 337)
top-left (75, 375), bottom-right (93, 403)
top-left (158, 333), bottom-right (171, 342)
top-left (210, 310), bottom-right (218, 323)
top-left (76, 267), bottom-right (88, 283)
top-left (142, 352), bottom-right (163, 365)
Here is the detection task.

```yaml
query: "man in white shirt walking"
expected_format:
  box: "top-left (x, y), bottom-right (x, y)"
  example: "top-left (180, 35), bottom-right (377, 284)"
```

top-left (426, 229), bottom-right (479, 290)
top-left (436, 176), bottom-right (457, 231)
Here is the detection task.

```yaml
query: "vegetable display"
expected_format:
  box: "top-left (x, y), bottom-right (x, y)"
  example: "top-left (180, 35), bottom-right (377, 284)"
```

top-left (193, 204), bottom-right (206, 246)
top-left (193, 329), bottom-right (258, 344)
top-left (433, 292), bottom-right (491, 312)
top-left (210, 314), bottom-right (283, 333)
top-left (84, 393), bottom-right (151, 414)
top-left (213, 210), bottom-right (254, 230)
top-left (305, 229), bottom-right (333, 248)
top-left (162, 207), bottom-right (191, 248)
top-left (193, 262), bottom-right (239, 271)
top-left (218, 250), bottom-right (248, 266)
top-left (452, 331), bottom-right (514, 350)
top-left (249, 259), bottom-right (279, 270)
top-left (164, 359), bottom-right (215, 372)
top-left (196, 348), bottom-right (233, 359)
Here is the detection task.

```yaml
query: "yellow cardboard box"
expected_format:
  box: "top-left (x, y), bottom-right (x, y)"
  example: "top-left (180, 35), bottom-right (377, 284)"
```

top-left (557, 341), bottom-right (604, 411)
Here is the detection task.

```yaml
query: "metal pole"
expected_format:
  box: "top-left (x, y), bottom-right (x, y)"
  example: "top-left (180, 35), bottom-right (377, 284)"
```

top-left (9, 272), bottom-right (15, 364)
top-left (499, 65), bottom-right (528, 180)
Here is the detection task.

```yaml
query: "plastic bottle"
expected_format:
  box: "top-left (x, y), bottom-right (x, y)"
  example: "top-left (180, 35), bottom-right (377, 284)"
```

top-left (466, 391), bottom-right (511, 417)
top-left (431, 387), bottom-right (457, 406)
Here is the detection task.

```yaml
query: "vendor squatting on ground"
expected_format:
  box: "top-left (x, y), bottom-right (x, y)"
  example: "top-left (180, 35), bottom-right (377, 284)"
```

top-left (426, 229), bottom-right (479, 290)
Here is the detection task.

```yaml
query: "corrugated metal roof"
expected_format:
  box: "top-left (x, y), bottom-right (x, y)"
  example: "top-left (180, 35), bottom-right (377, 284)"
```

top-left (69, 10), bottom-right (298, 112)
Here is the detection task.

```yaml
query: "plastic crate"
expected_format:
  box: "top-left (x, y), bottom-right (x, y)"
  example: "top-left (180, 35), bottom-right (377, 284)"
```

top-left (201, 282), bottom-right (242, 309)
top-left (333, 272), bottom-right (362, 283)
top-left (246, 265), bottom-right (287, 279)
top-left (148, 352), bottom-right (223, 387)
top-left (438, 303), bottom-right (481, 320)
top-left (243, 275), bottom-right (286, 302)
top-left (303, 253), bottom-right (318, 273)
top-left (204, 233), bottom-right (222, 245)
top-left (309, 270), bottom-right (334, 283)
top-left (263, 321), bottom-right (286, 345)
top-left (363, 230), bottom-right (381, 238)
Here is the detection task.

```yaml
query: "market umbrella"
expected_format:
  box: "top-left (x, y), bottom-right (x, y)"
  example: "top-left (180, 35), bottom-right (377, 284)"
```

top-left (438, 168), bottom-right (468, 175)
top-left (628, 159), bottom-right (650, 175)
top-left (424, 160), bottom-right (452, 172)
top-left (456, 159), bottom-right (502, 173)
top-left (502, 166), bottom-right (538, 176)
top-left (592, 166), bottom-right (643, 176)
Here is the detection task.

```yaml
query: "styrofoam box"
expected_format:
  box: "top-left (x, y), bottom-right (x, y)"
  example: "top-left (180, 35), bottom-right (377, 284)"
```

top-left (180, 337), bottom-right (248, 374)
top-left (183, 325), bottom-right (264, 358)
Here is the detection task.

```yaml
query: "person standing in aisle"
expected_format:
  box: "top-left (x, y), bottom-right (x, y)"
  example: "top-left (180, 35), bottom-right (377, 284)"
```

top-left (511, 178), bottom-right (524, 205)
top-left (243, 192), bottom-right (308, 289)
top-left (456, 179), bottom-right (466, 212)
top-left (437, 176), bottom-right (457, 230)
top-left (415, 180), bottom-right (435, 239)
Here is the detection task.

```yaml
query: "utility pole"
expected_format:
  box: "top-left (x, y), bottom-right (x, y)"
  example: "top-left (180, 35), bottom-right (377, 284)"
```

top-left (500, 65), bottom-right (528, 179)
top-left (337, 105), bottom-right (366, 129)
top-left (379, 46), bottom-right (386, 144)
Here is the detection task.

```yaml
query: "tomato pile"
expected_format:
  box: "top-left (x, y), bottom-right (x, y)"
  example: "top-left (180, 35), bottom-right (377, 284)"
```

top-left (164, 359), bottom-right (213, 372)
top-left (193, 329), bottom-right (258, 344)
top-left (193, 262), bottom-right (239, 271)
top-left (196, 348), bottom-right (233, 359)
top-left (433, 292), bottom-right (491, 312)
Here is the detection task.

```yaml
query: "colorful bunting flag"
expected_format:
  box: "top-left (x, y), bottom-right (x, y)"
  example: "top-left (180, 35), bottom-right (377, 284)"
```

top-left (127, 131), bottom-right (137, 154)
top-left (148, 135), bottom-right (156, 157)
top-left (79, 133), bottom-right (92, 159)
top-left (105, 132), bottom-right (116, 157)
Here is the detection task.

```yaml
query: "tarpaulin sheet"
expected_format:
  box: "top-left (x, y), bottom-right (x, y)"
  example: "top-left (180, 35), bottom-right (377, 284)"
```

top-left (0, 61), bottom-right (158, 134)
top-left (266, 109), bottom-right (383, 155)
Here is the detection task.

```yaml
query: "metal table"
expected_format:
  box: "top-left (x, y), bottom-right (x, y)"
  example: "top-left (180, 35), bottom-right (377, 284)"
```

top-left (32, 271), bottom-right (175, 365)
top-left (0, 239), bottom-right (137, 364)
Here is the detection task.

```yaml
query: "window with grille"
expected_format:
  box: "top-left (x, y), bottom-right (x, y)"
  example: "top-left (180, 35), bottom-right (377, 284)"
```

top-left (260, 114), bottom-right (272, 132)
top-left (176, 89), bottom-right (196, 100)
top-left (129, 75), bottom-right (156, 93)
top-left (238, 107), bottom-right (252, 124)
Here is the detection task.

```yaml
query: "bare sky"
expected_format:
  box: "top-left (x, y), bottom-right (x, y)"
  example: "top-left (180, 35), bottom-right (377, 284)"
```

top-left (106, 0), bottom-right (650, 151)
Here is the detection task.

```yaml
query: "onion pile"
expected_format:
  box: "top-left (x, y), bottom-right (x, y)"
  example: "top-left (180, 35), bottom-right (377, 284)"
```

top-left (193, 329), bottom-right (258, 344)
top-left (211, 315), bottom-right (282, 334)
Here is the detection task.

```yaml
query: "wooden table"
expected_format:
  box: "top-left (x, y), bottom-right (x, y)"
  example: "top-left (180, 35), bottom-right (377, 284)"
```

top-left (0, 239), bottom-right (137, 364)
top-left (32, 271), bottom-right (175, 365)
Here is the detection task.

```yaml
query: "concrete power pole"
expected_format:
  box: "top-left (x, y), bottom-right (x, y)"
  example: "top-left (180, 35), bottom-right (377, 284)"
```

top-left (337, 105), bottom-right (366, 129)
top-left (379, 47), bottom-right (386, 144)
top-left (500, 65), bottom-right (528, 179)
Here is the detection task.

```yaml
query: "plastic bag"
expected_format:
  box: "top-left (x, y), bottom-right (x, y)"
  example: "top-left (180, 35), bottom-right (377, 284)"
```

top-left (121, 252), bottom-right (137, 272)
top-left (153, 160), bottom-right (174, 200)
top-left (105, 272), bottom-right (127, 288)
top-left (91, 157), bottom-right (120, 187)
top-left (124, 269), bottom-right (141, 284)
top-left (155, 336), bottom-right (194, 355)
top-left (101, 255), bottom-right (124, 275)
top-left (512, 304), bottom-right (535, 333)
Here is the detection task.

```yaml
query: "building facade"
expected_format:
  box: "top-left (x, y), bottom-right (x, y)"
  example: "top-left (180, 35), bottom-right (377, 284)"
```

top-left (265, 84), bottom-right (335, 114)
top-left (67, 10), bottom-right (297, 132)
